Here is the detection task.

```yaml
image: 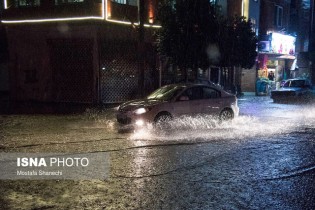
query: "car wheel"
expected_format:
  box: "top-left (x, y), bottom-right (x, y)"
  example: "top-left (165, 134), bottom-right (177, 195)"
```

top-left (154, 113), bottom-right (172, 124)
top-left (219, 109), bottom-right (234, 121)
top-left (154, 113), bottom-right (172, 129)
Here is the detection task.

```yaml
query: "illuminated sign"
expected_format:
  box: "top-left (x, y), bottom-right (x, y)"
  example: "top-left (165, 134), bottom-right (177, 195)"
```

top-left (271, 32), bottom-right (296, 55)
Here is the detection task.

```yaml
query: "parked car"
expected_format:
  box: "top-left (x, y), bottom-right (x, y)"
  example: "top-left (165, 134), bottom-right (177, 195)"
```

top-left (271, 79), bottom-right (313, 102)
top-left (116, 83), bottom-right (239, 129)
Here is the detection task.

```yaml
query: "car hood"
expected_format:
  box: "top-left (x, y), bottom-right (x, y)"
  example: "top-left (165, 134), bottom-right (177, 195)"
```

top-left (118, 99), bottom-right (164, 111)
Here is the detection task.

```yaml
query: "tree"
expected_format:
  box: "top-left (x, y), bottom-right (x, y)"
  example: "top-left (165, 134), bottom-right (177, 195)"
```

top-left (156, 0), bottom-right (219, 81)
top-left (156, 1), bottom-right (257, 85)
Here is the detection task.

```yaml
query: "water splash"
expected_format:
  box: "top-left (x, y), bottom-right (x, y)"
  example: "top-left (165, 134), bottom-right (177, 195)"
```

top-left (130, 105), bottom-right (315, 141)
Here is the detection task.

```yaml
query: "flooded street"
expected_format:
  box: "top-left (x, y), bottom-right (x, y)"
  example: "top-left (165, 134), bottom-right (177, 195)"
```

top-left (1, 96), bottom-right (315, 209)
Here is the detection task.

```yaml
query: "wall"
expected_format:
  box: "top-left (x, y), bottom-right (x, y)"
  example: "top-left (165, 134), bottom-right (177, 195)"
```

top-left (6, 23), bottom-right (99, 103)
top-left (0, 63), bottom-right (9, 92)
top-left (259, 0), bottom-right (291, 35)
top-left (241, 67), bottom-right (257, 92)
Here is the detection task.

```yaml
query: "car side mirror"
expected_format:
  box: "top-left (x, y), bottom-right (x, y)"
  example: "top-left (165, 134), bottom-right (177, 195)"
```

top-left (179, 96), bottom-right (189, 101)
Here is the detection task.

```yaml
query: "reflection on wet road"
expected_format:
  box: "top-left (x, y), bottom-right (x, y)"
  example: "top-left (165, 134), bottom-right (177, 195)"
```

top-left (0, 96), bottom-right (314, 209)
top-left (121, 96), bottom-right (315, 209)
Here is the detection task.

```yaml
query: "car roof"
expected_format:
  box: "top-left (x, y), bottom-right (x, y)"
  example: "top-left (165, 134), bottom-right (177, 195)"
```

top-left (286, 78), bottom-right (308, 81)
top-left (165, 83), bottom-right (220, 90)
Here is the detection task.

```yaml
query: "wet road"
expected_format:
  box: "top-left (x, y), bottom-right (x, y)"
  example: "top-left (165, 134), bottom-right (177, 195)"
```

top-left (0, 96), bottom-right (315, 209)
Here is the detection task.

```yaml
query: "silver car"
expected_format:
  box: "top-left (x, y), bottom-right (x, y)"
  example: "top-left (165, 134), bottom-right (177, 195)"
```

top-left (116, 83), bottom-right (239, 129)
top-left (271, 79), bottom-right (313, 103)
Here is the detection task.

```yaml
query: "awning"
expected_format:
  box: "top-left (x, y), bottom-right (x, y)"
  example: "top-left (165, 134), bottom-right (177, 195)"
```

top-left (276, 55), bottom-right (296, 60)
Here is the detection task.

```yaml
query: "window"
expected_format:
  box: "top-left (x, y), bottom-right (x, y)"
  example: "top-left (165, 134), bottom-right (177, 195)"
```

top-left (54, 0), bottom-right (84, 5)
top-left (113, 0), bottom-right (126, 4)
top-left (15, 0), bottom-right (40, 7)
top-left (181, 87), bottom-right (203, 101)
top-left (55, 0), bottom-right (84, 5)
top-left (112, 0), bottom-right (138, 6)
top-left (202, 87), bottom-right (220, 99)
top-left (274, 5), bottom-right (283, 27)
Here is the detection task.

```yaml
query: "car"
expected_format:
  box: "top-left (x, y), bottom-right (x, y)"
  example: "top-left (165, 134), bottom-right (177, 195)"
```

top-left (271, 78), bottom-right (313, 103)
top-left (116, 83), bottom-right (239, 129)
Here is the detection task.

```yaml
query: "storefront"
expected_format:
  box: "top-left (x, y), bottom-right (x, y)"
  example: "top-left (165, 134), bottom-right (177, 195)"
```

top-left (257, 32), bottom-right (296, 92)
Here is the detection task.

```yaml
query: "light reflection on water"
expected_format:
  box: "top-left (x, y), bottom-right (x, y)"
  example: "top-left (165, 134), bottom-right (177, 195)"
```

top-left (130, 105), bottom-right (315, 141)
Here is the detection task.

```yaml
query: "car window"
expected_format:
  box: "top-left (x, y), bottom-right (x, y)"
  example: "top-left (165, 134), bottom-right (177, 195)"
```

top-left (283, 80), bottom-right (305, 88)
top-left (147, 85), bottom-right (185, 101)
top-left (202, 87), bottom-right (220, 99)
top-left (179, 87), bottom-right (202, 101)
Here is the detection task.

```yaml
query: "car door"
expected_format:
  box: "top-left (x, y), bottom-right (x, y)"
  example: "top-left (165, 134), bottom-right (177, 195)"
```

top-left (171, 87), bottom-right (202, 117)
top-left (199, 86), bottom-right (222, 115)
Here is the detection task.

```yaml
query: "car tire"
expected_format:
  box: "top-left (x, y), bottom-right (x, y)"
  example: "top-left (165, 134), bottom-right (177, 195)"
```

top-left (154, 113), bottom-right (172, 124)
top-left (219, 109), bottom-right (234, 121)
top-left (154, 113), bottom-right (172, 130)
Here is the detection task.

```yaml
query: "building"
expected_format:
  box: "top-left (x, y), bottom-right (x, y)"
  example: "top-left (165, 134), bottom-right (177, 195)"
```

top-left (208, 0), bottom-right (261, 93)
top-left (289, 0), bottom-right (312, 81)
top-left (309, 0), bottom-right (315, 84)
top-left (1, 0), bottom-right (159, 104)
top-left (226, 0), bottom-right (261, 93)
top-left (0, 0), bottom-right (9, 95)
top-left (256, 0), bottom-right (296, 94)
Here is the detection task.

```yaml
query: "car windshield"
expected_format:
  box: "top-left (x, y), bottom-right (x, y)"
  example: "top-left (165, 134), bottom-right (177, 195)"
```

top-left (283, 80), bottom-right (305, 88)
top-left (147, 85), bottom-right (185, 101)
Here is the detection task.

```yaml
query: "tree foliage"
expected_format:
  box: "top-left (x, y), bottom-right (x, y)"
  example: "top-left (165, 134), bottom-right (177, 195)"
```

top-left (156, 0), bottom-right (257, 79)
top-left (219, 16), bottom-right (257, 69)
top-left (156, 0), bottom-right (219, 79)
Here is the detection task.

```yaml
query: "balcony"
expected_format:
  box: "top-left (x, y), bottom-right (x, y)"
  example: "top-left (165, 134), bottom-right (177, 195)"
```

top-left (2, 1), bottom-right (104, 22)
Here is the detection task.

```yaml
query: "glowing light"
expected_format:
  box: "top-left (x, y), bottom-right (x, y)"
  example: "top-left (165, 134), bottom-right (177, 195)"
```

top-left (135, 119), bottom-right (145, 127)
top-left (148, 0), bottom-right (154, 24)
top-left (2, 16), bottom-right (104, 24)
top-left (242, 0), bottom-right (249, 19)
top-left (271, 32), bottom-right (296, 55)
top-left (106, 0), bottom-right (111, 17)
top-left (105, 0), bottom-right (161, 28)
top-left (4, 0), bottom-right (7, 9)
top-left (134, 108), bottom-right (147, 115)
top-left (149, 17), bottom-right (153, 24)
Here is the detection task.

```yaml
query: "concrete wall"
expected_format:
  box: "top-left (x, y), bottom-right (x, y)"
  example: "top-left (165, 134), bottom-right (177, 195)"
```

top-left (241, 67), bottom-right (257, 92)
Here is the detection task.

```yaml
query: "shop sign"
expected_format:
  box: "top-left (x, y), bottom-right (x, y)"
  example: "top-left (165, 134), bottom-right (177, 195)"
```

top-left (270, 33), bottom-right (296, 55)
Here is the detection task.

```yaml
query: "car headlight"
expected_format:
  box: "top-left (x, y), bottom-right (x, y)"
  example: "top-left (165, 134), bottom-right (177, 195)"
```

top-left (134, 107), bottom-right (148, 115)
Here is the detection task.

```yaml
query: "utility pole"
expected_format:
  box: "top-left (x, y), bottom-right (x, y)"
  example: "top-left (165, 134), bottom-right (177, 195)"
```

top-left (138, 0), bottom-right (145, 97)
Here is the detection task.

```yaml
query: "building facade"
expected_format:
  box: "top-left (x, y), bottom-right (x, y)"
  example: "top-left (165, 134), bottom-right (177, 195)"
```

top-left (0, 0), bottom-right (9, 94)
top-left (209, 0), bottom-right (261, 93)
top-left (255, 0), bottom-right (298, 94)
top-left (309, 0), bottom-right (315, 84)
top-left (1, 0), bottom-right (159, 104)
top-left (289, 0), bottom-right (312, 82)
